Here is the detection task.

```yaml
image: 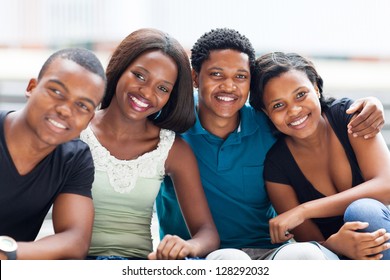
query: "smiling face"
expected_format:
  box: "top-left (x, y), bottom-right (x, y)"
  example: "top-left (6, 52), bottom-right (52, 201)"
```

top-left (194, 49), bottom-right (250, 121)
top-left (114, 49), bottom-right (178, 121)
top-left (262, 69), bottom-right (321, 139)
top-left (24, 58), bottom-right (105, 147)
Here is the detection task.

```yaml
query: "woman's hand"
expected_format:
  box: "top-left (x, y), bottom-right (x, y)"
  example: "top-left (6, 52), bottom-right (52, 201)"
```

top-left (148, 234), bottom-right (198, 260)
top-left (323, 221), bottom-right (390, 260)
top-left (269, 207), bottom-right (306, 243)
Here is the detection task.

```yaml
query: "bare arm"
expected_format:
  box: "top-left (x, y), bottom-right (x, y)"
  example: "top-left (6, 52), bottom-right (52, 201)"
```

top-left (14, 193), bottom-right (94, 259)
top-left (347, 96), bottom-right (385, 139)
top-left (268, 130), bottom-right (390, 244)
top-left (148, 137), bottom-right (219, 260)
top-left (267, 181), bottom-right (325, 243)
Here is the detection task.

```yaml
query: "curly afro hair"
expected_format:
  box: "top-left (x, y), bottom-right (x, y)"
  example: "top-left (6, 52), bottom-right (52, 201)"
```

top-left (190, 28), bottom-right (256, 74)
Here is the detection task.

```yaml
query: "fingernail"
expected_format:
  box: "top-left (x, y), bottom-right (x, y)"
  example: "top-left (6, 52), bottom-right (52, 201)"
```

top-left (353, 133), bottom-right (358, 137)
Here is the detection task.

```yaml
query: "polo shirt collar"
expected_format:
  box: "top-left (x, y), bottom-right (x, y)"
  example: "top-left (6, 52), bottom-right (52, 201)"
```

top-left (185, 104), bottom-right (260, 139)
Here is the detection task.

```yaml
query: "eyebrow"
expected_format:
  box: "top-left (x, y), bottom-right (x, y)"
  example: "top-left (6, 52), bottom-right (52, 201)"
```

top-left (268, 86), bottom-right (307, 104)
top-left (208, 66), bottom-right (250, 73)
top-left (48, 79), bottom-right (97, 108)
top-left (134, 66), bottom-right (175, 86)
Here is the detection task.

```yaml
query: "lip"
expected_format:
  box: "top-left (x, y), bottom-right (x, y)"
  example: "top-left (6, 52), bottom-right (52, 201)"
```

top-left (127, 93), bottom-right (152, 112)
top-left (288, 114), bottom-right (309, 128)
top-left (213, 93), bottom-right (238, 103)
top-left (46, 117), bottom-right (69, 133)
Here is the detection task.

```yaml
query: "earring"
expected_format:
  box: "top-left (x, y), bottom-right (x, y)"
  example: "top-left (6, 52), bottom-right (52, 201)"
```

top-left (153, 110), bottom-right (162, 120)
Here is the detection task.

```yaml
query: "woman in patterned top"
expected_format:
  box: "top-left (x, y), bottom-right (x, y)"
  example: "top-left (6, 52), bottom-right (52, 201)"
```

top-left (81, 28), bottom-right (219, 259)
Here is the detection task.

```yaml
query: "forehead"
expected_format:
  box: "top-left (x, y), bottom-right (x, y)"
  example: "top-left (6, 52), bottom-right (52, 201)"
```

top-left (128, 49), bottom-right (178, 82)
top-left (268, 70), bottom-right (312, 88)
top-left (203, 49), bottom-right (250, 71)
top-left (40, 58), bottom-right (105, 103)
top-left (132, 50), bottom-right (176, 67)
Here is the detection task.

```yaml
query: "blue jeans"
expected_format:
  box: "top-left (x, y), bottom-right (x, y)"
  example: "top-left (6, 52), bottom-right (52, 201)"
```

top-left (344, 198), bottom-right (390, 260)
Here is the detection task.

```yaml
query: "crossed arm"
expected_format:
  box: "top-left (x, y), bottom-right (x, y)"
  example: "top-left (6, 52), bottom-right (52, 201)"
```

top-left (267, 97), bottom-right (390, 259)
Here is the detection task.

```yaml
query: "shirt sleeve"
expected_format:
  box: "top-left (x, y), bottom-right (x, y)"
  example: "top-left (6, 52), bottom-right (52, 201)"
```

top-left (60, 140), bottom-right (94, 198)
top-left (263, 139), bottom-right (291, 185)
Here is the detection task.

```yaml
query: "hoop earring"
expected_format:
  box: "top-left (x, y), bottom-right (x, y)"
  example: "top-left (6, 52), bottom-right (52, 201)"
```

top-left (154, 110), bottom-right (162, 120)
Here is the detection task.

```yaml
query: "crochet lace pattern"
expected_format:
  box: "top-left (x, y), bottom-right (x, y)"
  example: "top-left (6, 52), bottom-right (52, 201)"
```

top-left (80, 126), bottom-right (175, 194)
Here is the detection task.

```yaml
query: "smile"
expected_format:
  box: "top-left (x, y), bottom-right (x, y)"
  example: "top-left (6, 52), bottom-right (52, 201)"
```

top-left (289, 115), bottom-right (308, 126)
top-left (48, 118), bottom-right (67, 129)
top-left (131, 96), bottom-right (149, 108)
top-left (216, 96), bottom-right (235, 102)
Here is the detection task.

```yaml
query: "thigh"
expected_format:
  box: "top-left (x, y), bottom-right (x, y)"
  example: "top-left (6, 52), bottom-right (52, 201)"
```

top-left (267, 242), bottom-right (339, 260)
top-left (206, 248), bottom-right (251, 260)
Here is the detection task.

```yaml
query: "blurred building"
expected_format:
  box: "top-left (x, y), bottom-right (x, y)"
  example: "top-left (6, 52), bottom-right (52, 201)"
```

top-left (0, 0), bottom-right (389, 144)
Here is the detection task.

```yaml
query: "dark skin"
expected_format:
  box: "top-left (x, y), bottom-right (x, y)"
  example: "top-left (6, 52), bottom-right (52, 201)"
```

top-left (0, 58), bottom-right (105, 259)
top-left (193, 49), bottom-right (386, 257)
top-left (263, 70), bottom-right (390, 259)
top-left (90, 50), bottom-right (219, 259)
top-left (194, 49), bottom-right (251, 140)
top-left (346, 98), bottom-right (385, 139)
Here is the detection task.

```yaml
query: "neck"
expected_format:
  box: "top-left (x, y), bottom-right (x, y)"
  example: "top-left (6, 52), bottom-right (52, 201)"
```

top-left (198, 108), bottom-right (240, 139)
top-left (94, 106), bottom-right (150, 139)
top-left (4, 111), bottom-right (55, 175)
top-left (287, 115), bottom-right (328, 151)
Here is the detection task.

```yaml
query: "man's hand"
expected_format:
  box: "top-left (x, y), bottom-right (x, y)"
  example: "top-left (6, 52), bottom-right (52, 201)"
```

top-left (347, 97), bottom-right (385, 139)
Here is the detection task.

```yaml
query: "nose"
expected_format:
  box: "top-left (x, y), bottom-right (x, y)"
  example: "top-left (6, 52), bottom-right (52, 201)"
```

top-left (219, 79), bottom-right (237, 92)
top-left (56, 102), bottom-right (72, 118)
top-left (288, 104), bottom-right (302, 116)
top-left (139, 85), bottom-right (153, 99)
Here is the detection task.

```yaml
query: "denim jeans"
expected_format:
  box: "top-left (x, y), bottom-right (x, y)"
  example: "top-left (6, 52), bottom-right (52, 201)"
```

top-left (344, 198), bottom-right (390, 260)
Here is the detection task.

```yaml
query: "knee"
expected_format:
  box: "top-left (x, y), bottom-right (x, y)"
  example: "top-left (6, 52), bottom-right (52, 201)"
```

top-left (344, 198), bottom-right (387, 223)
top-left (206, 248), bottom-right (251, 260)
top-left (271, 242), bottom-right (338, 260)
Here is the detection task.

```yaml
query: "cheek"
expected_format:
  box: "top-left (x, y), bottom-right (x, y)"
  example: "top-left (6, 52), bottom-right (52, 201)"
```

top-left (74, 114), bottom-right (93, 131)
top-left (269, 113), bottom-right (286, 129)
top-left (159, 94), bottom-right (171, 107)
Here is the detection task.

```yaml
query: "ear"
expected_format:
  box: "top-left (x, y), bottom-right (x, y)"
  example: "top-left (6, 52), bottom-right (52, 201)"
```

top-left (314, 84), bottom-right (320, 98)
top-left (25, 78), bottom-right (38, 99)
top-left (192, 69), bottom-right (199, 88)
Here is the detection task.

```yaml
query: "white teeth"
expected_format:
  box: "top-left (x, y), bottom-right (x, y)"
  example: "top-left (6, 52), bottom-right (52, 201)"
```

top-left (216, 96), bottom-right (234, 102)
top-left (290, 115), bottom-right (308, 126)
top-left (131, 96), bottom-right (148, 108)
top-left (49, 118), bottom-right (66, 129)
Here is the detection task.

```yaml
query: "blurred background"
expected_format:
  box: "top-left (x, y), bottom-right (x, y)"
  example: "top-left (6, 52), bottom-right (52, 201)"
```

top-left (1, 0), bottom-right (390, 139)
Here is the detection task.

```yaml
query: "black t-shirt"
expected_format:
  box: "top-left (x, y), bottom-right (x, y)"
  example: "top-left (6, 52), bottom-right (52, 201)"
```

top-left (0, 111), bottom-right (94, 241)
top-left (264, 98), bottom-right (364, 239)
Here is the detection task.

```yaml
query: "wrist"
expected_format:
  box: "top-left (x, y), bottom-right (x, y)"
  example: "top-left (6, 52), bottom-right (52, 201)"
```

top-left (0, 236), bottom-right (18, 260)
top-left (322, 234), bottom-right (342, 256)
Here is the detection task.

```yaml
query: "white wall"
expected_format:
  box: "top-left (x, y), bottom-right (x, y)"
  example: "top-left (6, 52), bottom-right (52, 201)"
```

top-left (1, 0), bottom-right (390, 57)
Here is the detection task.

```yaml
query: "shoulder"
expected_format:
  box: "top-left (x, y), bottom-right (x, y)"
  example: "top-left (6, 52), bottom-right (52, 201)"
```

top-left (55, 138), bottom-right (93, 164)
top-left (266, 137), bottom-right (287, 160)
top-left (166, 134), bottom-right (196, 166)
top-left (170, 134), bottom-right (191, 153)
top-left (326, 97), bottom-right (354, 113)
top-left (325, 97), bottom-right (354, 124)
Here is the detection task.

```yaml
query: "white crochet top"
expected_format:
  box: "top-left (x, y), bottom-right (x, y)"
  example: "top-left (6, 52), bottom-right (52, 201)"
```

top-left (80, 126), bottom-right (176, 194)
